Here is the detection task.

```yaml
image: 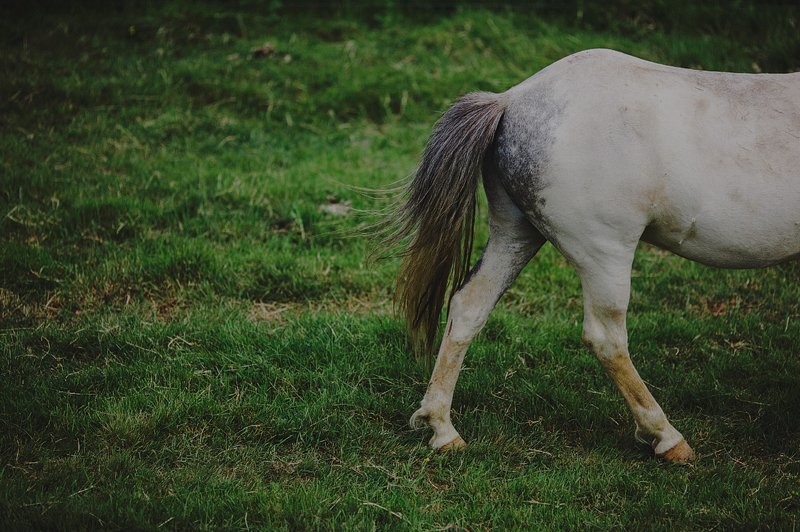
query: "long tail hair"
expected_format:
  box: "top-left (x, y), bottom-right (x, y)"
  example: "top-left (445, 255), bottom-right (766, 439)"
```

top-left (384, 91), bottom-right (507, 357)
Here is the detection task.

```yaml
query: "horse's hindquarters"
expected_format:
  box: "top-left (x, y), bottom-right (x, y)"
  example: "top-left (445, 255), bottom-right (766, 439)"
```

top-left (498, 50), bottom-right (800, 269)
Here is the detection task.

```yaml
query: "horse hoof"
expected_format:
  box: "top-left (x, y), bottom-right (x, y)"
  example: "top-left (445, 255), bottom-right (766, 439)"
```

top-left (438, 436), bottom-right (467, 451)
top-left (659, 439), bottom-right (695, 464)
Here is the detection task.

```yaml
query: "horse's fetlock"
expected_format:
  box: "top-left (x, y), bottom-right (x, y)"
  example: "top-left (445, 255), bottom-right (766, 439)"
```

top-left (417, 399), bottom-right (448, 421)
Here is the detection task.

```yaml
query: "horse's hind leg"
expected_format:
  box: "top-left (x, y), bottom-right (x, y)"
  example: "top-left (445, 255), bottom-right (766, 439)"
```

top-left (410, 192), bottom-right (546, 450)
top-left (568, 239), bottom-right (695, 463)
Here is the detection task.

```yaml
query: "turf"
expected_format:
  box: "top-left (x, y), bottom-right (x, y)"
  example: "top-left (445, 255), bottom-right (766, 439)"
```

top-left (2, 1), bottom-right (799, 529)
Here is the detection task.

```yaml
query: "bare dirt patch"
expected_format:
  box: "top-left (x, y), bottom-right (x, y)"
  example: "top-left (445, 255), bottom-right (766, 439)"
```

top-left (247, 291), bottom-right (393, 324)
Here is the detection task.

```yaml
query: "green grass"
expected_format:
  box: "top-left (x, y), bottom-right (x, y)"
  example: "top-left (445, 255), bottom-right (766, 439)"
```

top-left (2, 1), bottom-right (799, 529)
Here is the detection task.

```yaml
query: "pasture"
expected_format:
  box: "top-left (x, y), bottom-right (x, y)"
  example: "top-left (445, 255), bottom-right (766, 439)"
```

top-left (2, 1), bottom-right (799, 528)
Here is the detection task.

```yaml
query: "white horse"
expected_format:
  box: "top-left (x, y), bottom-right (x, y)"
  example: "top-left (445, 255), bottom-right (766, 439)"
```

top-left (388, 49), bottom-right (800, 463)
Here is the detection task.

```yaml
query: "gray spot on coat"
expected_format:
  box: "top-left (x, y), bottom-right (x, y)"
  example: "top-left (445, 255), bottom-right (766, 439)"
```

top-left (489, 82), bottom-right (564, 241)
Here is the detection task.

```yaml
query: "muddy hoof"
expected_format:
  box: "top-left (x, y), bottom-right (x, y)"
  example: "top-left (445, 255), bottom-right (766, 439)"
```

top-left (658, 439), bottom-right (695, 464)
top-left (439, 436), bottom-right (467, 451)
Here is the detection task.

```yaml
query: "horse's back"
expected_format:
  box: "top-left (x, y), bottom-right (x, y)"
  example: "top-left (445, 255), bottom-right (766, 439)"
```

top-left (495, 49), bottom-right (800, 267)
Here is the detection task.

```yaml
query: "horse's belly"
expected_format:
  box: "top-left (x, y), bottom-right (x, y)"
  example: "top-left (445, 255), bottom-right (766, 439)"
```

top-left (641, 199), bottom-right (800, 268)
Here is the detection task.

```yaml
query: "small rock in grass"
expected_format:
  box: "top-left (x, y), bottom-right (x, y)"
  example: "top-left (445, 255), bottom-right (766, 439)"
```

top-left (252, 43), bottom-right (276, 59)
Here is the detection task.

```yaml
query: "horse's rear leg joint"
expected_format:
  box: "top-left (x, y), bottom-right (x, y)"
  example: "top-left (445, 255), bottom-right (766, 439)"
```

top-left (581, 313), bottom-right (626, 363)
top-left (447, 287), bottom-right (492, 344)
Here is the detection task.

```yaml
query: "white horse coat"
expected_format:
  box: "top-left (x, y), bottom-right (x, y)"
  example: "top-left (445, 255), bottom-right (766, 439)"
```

top-left (508, 49), bottom-right (800, 268)
top-left (392, 49), bottom-right (799, 462)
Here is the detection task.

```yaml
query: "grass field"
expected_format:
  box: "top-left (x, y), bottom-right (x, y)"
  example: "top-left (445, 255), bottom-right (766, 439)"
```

top-left (2, 1), bottom-right (800, 528)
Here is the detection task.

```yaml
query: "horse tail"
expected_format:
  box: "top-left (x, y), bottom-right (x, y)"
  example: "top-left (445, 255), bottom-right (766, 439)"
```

top-left (386, 91), bottom-right (507, 357)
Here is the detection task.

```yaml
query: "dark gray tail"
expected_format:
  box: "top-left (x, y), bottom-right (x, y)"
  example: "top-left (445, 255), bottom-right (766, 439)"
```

top-left (385, 91), bottom-right (507, 357)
